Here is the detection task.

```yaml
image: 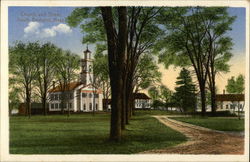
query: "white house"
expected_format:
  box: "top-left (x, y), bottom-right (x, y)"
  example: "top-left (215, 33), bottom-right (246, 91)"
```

top-left (216, 94), bottom-right (245, 113)
top-left (103, 93), bottom-right (152, 111)
top-left (48, 47), bottom-right (103, 112)
top-left (134, 93), bottom-right (152, 109)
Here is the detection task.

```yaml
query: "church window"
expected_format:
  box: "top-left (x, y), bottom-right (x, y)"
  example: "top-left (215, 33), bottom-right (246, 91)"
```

top-left (55, 94), bottom-right (59, 100)
top-left (51, 104), bottom-right (54, 109)
top-left (89, 65), bottom-right (92, 72)
top-left (84, 52), bottom-right (87, 59)
top-left (89, 103), bottom-right (92, 110)
top-left (55, 103), bottom-right (59, 109)
top-left (82, 93), bottom-right (87, 98)
top-left (89, 93), bottom-right (92, 98)
top-left (83, 104), bottom-right (86, 110)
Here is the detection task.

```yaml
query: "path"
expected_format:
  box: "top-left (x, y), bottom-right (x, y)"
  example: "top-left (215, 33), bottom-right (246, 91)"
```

top-left (141, 115), bottom-right (244, 154)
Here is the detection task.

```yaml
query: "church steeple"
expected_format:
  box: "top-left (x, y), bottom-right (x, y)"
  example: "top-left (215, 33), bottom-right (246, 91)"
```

top-left (80, 45), bottom-right (93, 85)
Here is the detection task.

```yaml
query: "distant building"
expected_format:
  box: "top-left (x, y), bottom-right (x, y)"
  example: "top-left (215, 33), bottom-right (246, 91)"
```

top-left (48, 47), bottom-right (103, 112)
top-left (18, 103), bottom-right (45, 115)
top-left (196, 91), bottom-right (245, 113)
top-left (216, 94), bottom-right (245, 112)
top-left (134, 93), bottom-right (152, 109)
top-left (103, 93), bottom-right (152, 111)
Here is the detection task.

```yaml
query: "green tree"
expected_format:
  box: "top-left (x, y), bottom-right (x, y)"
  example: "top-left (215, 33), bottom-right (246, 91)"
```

top-left (134, 54), bottom-right (161, 93)
top-left (157, 7), bottom-right (234, 116)
top-left (174, 68), bottom-right (196, 113)
top-left (93, 50), bottom-right (110, 111)
top-left (203, 8), bottom-right (235, 115)
top-left (9, 42), bottom-right (40, 118)
top-left (34, 42), bottom-right (59, 116)
top-left (226, 74), bottom-right (245, 94)
top-left (148, 85), bottom-right (173, 109)
top-left (67, 7), bottom-right (163, 140)
top-left (54, 49), bottom-right (80, 116)
top-left (9, 87), bottom-right (22, 115)
top-left (67, 7), bottom-right (163, 126)
top-left (148, 86), bottom-right (160, 101)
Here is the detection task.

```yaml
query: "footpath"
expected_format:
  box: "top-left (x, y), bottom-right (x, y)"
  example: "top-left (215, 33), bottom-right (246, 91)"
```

top-left (141, 115), bottom-right (244, 154)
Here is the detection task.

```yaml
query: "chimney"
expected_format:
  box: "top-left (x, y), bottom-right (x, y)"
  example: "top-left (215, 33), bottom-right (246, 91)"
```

top-left (223, 89), bottom-right (225, 94)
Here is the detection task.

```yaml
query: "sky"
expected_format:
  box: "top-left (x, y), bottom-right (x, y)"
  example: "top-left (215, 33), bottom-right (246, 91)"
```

top-left (8, 7), bottom-right (246, 93)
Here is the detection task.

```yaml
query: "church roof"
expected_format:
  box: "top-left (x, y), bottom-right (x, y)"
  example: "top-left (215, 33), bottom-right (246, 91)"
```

top-left (48, 82), bottom-right (82, 92)
top-left (134, 93), bottom-right (151, 99)
top-left (48, 82), bottom-right (102, 93)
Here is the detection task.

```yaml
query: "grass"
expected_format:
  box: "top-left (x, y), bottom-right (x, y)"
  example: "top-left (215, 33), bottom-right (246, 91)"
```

top-left (171, 117), bottom-right (244, 132)
top-left (134, 109), bottom-right (181, 116)
top-left (10, 111), bottom-right (186, 154)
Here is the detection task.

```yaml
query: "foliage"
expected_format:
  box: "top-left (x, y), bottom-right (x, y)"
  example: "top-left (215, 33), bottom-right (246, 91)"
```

top-left (93, 50), bottom-right (110, 102)
top-left (174, 68), bottom-right (196, 112)
top-left (148, 85), bottom-right (174, 109)
top-left (226, 74), bottom-right (245, 94)
top-left (9, 41), bottom-right (79, 116)
top-left (9, 42), bottom-right (40, 117)
top-left (151, 100), bottom-right (165, 109)
top-left (9, 87), bottom-right (22, 111)
top-left (134, 54), bottom-right (161, 92)
top-left (33, 42), bottom-right (61, 115)
top-left (156, 7), bottom-right (235, 115)
top-left (10, 113), bottom-right (186, 154)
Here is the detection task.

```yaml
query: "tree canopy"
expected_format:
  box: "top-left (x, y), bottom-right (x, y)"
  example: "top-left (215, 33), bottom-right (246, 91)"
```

top-left (226, 74), bottom-right (245, 94)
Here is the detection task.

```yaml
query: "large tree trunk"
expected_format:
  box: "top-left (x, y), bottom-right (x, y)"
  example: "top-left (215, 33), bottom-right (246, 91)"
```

top-left (25, 86), bottom-right (31, 118)
top-left (124, 74), bottom-right (133, 124)
top-left (199, 82), bottom-right (206, 116)
top-left (121, 72), bottom-right (127, 130)
top-left (42, 96), bottom-right (47, 116)
top-left (101, 7), bottom-right (127, 141)
top-left (210, 65), bottom-right (217, 116)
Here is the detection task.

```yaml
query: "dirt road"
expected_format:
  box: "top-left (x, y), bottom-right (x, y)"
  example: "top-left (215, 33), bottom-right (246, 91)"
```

top-left (141, 116), bottom-right (244, 154)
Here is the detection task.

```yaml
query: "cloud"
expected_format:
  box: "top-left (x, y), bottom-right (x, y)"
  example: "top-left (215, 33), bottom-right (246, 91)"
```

top-left (23, 21), bottom-right (72, 38)
top-left (52, 23), bottom-right (72, 34)
top-left (41, 28), bottom-right (56, 38)
top-left (24, 21), bottom-right (41, 34)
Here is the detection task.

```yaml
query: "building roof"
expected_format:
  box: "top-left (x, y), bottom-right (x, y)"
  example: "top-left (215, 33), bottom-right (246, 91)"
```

top-left (134, 93), bottom-right (151, 99)
top-left (216, 94), bottom-right (244, 101)
top-left (48, 82), bottom-right (82, 92)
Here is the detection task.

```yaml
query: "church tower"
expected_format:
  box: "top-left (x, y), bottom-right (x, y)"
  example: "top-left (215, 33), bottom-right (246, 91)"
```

top-left (80, 46), bottom-right (93, 85)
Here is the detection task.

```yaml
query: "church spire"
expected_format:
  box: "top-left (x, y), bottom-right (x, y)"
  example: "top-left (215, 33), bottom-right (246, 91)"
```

top-left (80, 45), bottom-right (93, 85)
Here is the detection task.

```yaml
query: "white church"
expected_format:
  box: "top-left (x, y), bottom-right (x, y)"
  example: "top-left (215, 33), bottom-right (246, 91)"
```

top-left (48, 47), bottom-right (103, 112)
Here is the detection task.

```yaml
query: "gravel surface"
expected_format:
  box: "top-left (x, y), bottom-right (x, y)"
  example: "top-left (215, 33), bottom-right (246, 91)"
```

top-left (141, 115), bottom-right (244, 154)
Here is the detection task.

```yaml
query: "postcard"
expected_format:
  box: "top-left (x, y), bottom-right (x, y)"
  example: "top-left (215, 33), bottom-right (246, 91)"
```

top-left (1, 0), bottom-right (249, 161)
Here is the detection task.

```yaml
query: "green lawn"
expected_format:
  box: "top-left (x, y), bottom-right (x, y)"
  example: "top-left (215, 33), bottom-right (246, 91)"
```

top-left (10, 112), bottom-right (186, 154)
top-left (171, 117), bottom-right (244, 132)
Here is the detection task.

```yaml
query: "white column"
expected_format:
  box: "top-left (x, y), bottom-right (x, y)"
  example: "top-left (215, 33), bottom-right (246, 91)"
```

top-left (99, 93), bottom-right (103, 111)
top-left (80, 92), bottom-right (82, 111)
top-left (73, 91), bottom-right (77, 112)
